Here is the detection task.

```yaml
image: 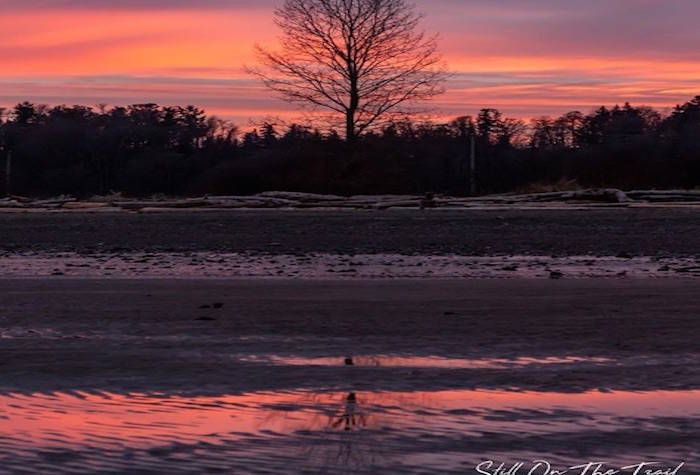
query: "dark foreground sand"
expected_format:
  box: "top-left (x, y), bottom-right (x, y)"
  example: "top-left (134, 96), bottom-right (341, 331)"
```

top-left (2, 207), bottom-right (699, 473)
top-left (1, 278), bottom-right (699, 474)
top-left (2, 208), bottom-right (700, 256)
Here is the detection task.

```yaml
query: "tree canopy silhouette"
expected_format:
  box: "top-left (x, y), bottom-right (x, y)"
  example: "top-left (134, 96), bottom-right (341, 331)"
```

top-left (1, 96), bottom-right (700, 196)
top-left (251, 0), bottom-right (447, 141)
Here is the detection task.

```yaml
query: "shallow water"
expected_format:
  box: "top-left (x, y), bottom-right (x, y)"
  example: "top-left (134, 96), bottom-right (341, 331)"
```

top-left (239, 354), bottom-right (613, 369)
top-left (1, 389), bottom-right (698, 474)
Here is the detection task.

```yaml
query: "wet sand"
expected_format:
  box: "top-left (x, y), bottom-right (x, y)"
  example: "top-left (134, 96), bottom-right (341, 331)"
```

top-left (2, 208), bottom-right (700, 256)
top-left (2, 389), bottom-right (697, 474)
top-left (1, 278), bottom-right (699, 473)
top-left (3, 251), bottom-right (700, 278)
top-left (2, 277), bottom-right (698, 392)
top-left (1, 208), bottom-right (699, 473)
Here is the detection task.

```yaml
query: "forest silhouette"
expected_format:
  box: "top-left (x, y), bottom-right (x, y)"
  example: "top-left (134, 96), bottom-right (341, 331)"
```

top-left (0, 97), bottom-right (699, 197)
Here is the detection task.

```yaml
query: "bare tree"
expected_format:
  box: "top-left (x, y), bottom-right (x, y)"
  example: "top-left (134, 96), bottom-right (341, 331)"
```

top-left (251, 0), bottom-right (447, 142)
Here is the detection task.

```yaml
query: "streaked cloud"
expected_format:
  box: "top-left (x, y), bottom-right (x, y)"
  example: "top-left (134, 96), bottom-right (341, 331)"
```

top-left (1, 0), bottom-right (699, 121)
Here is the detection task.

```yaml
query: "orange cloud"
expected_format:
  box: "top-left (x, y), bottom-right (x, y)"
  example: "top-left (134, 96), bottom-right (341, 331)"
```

top-left (1, 4), bottom-right (699, 123)
top-left (0, 9), bottom-right (274, 76)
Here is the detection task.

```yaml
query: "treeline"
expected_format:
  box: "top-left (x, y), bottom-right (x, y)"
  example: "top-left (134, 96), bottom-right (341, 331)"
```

top-left (0, 97), bottom-right (699, 197)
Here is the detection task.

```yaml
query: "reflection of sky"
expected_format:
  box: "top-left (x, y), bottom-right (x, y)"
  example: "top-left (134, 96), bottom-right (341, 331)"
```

top-left (3, 389), bottom-right (699, 448)
top-left (1, 1), bottom-right (700, 122)
top-left (240, 355), bottom-right (612, 368)
top-left (2, 389), bottom-right (697, 473)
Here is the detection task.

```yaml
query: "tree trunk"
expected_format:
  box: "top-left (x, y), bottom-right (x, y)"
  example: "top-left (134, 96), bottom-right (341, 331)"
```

top-left (346, 65), bottom-right (359, 142)
top-left (346, 109), bottom-right (356, 143)
top-left (5, 151), bottom-right (11, 197)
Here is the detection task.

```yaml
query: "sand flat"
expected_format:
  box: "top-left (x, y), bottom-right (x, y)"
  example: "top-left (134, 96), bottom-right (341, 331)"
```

top-left (1, 278), bottom-right (698, 473)
top-left (1, 207), bottom-right (699, 473)
top-left (2, 208), bottom-right (700, 257)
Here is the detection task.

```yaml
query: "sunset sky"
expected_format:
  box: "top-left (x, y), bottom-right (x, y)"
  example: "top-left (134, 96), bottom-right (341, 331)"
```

top-left (2, 0), bottom-right (699, 124)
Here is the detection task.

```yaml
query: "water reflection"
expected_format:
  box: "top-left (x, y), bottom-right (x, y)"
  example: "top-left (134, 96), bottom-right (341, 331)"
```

top-left (239, 354), bottom-right (612, 368)
top-left (332, 393), bottom-right (365, 431)
top-left (1, 389), bottom-right (697, 471)
top-left (304, 392), bottom-right (379, 471)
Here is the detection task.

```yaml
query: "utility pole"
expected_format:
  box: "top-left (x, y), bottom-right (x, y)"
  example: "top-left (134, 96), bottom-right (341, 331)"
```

top-left (5, 150), bottom-right (11, 197)
top-left (469, 134), bottom-right (477, 195)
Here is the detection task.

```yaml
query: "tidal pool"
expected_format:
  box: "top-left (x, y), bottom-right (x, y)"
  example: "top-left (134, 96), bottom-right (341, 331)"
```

top-left (238, 354), bottom-right (613, 369)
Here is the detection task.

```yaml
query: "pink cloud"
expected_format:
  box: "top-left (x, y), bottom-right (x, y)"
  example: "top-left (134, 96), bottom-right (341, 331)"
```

top-left (1, 1), bottom-right (699, 122)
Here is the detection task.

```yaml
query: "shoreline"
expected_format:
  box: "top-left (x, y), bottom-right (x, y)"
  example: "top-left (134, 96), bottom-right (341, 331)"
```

top-left (3, 201), bottom-right (700, 213)
top-left (2, 251), bottom-right (700, 279)
top-left (3, 189), bottom-right (700, 214)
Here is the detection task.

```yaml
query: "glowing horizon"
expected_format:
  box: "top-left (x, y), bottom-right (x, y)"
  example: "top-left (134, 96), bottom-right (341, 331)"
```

top-left (2, 1), bottom-right (699, 124)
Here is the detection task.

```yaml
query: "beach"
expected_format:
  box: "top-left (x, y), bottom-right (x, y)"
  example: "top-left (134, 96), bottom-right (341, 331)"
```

top-left (2, 208), bottom-right (700, 256)
top-left (0, 210), bottom-right (698, 473)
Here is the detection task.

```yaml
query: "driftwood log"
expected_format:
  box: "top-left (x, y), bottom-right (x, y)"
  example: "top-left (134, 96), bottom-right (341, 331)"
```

top-left (3, 189), bottom-right (700, 211)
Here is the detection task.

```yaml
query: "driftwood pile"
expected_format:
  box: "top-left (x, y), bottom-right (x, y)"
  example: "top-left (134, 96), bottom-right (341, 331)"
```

top-left (626, 190), bottom-right (700, 202)
top-left (1, 189), bottom-right (700, 212)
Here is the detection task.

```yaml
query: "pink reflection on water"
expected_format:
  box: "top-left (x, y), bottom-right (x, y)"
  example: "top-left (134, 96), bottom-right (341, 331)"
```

top-left (1, 389), bottom-right (697, 451)
top-left (239, 355), bottom-right (612, 368)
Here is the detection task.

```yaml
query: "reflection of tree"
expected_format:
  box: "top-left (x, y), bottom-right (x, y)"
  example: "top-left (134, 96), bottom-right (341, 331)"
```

top-left (260, 385), bottom-right (434, 472)
top-left (331, 393), bottom-right (367, 431)
top-left (312, 391), bottom-right (433, 472)
top-left (266, 391), bottom-right (382, 473)
top-left (314, 392), bottom-right (379, 472)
